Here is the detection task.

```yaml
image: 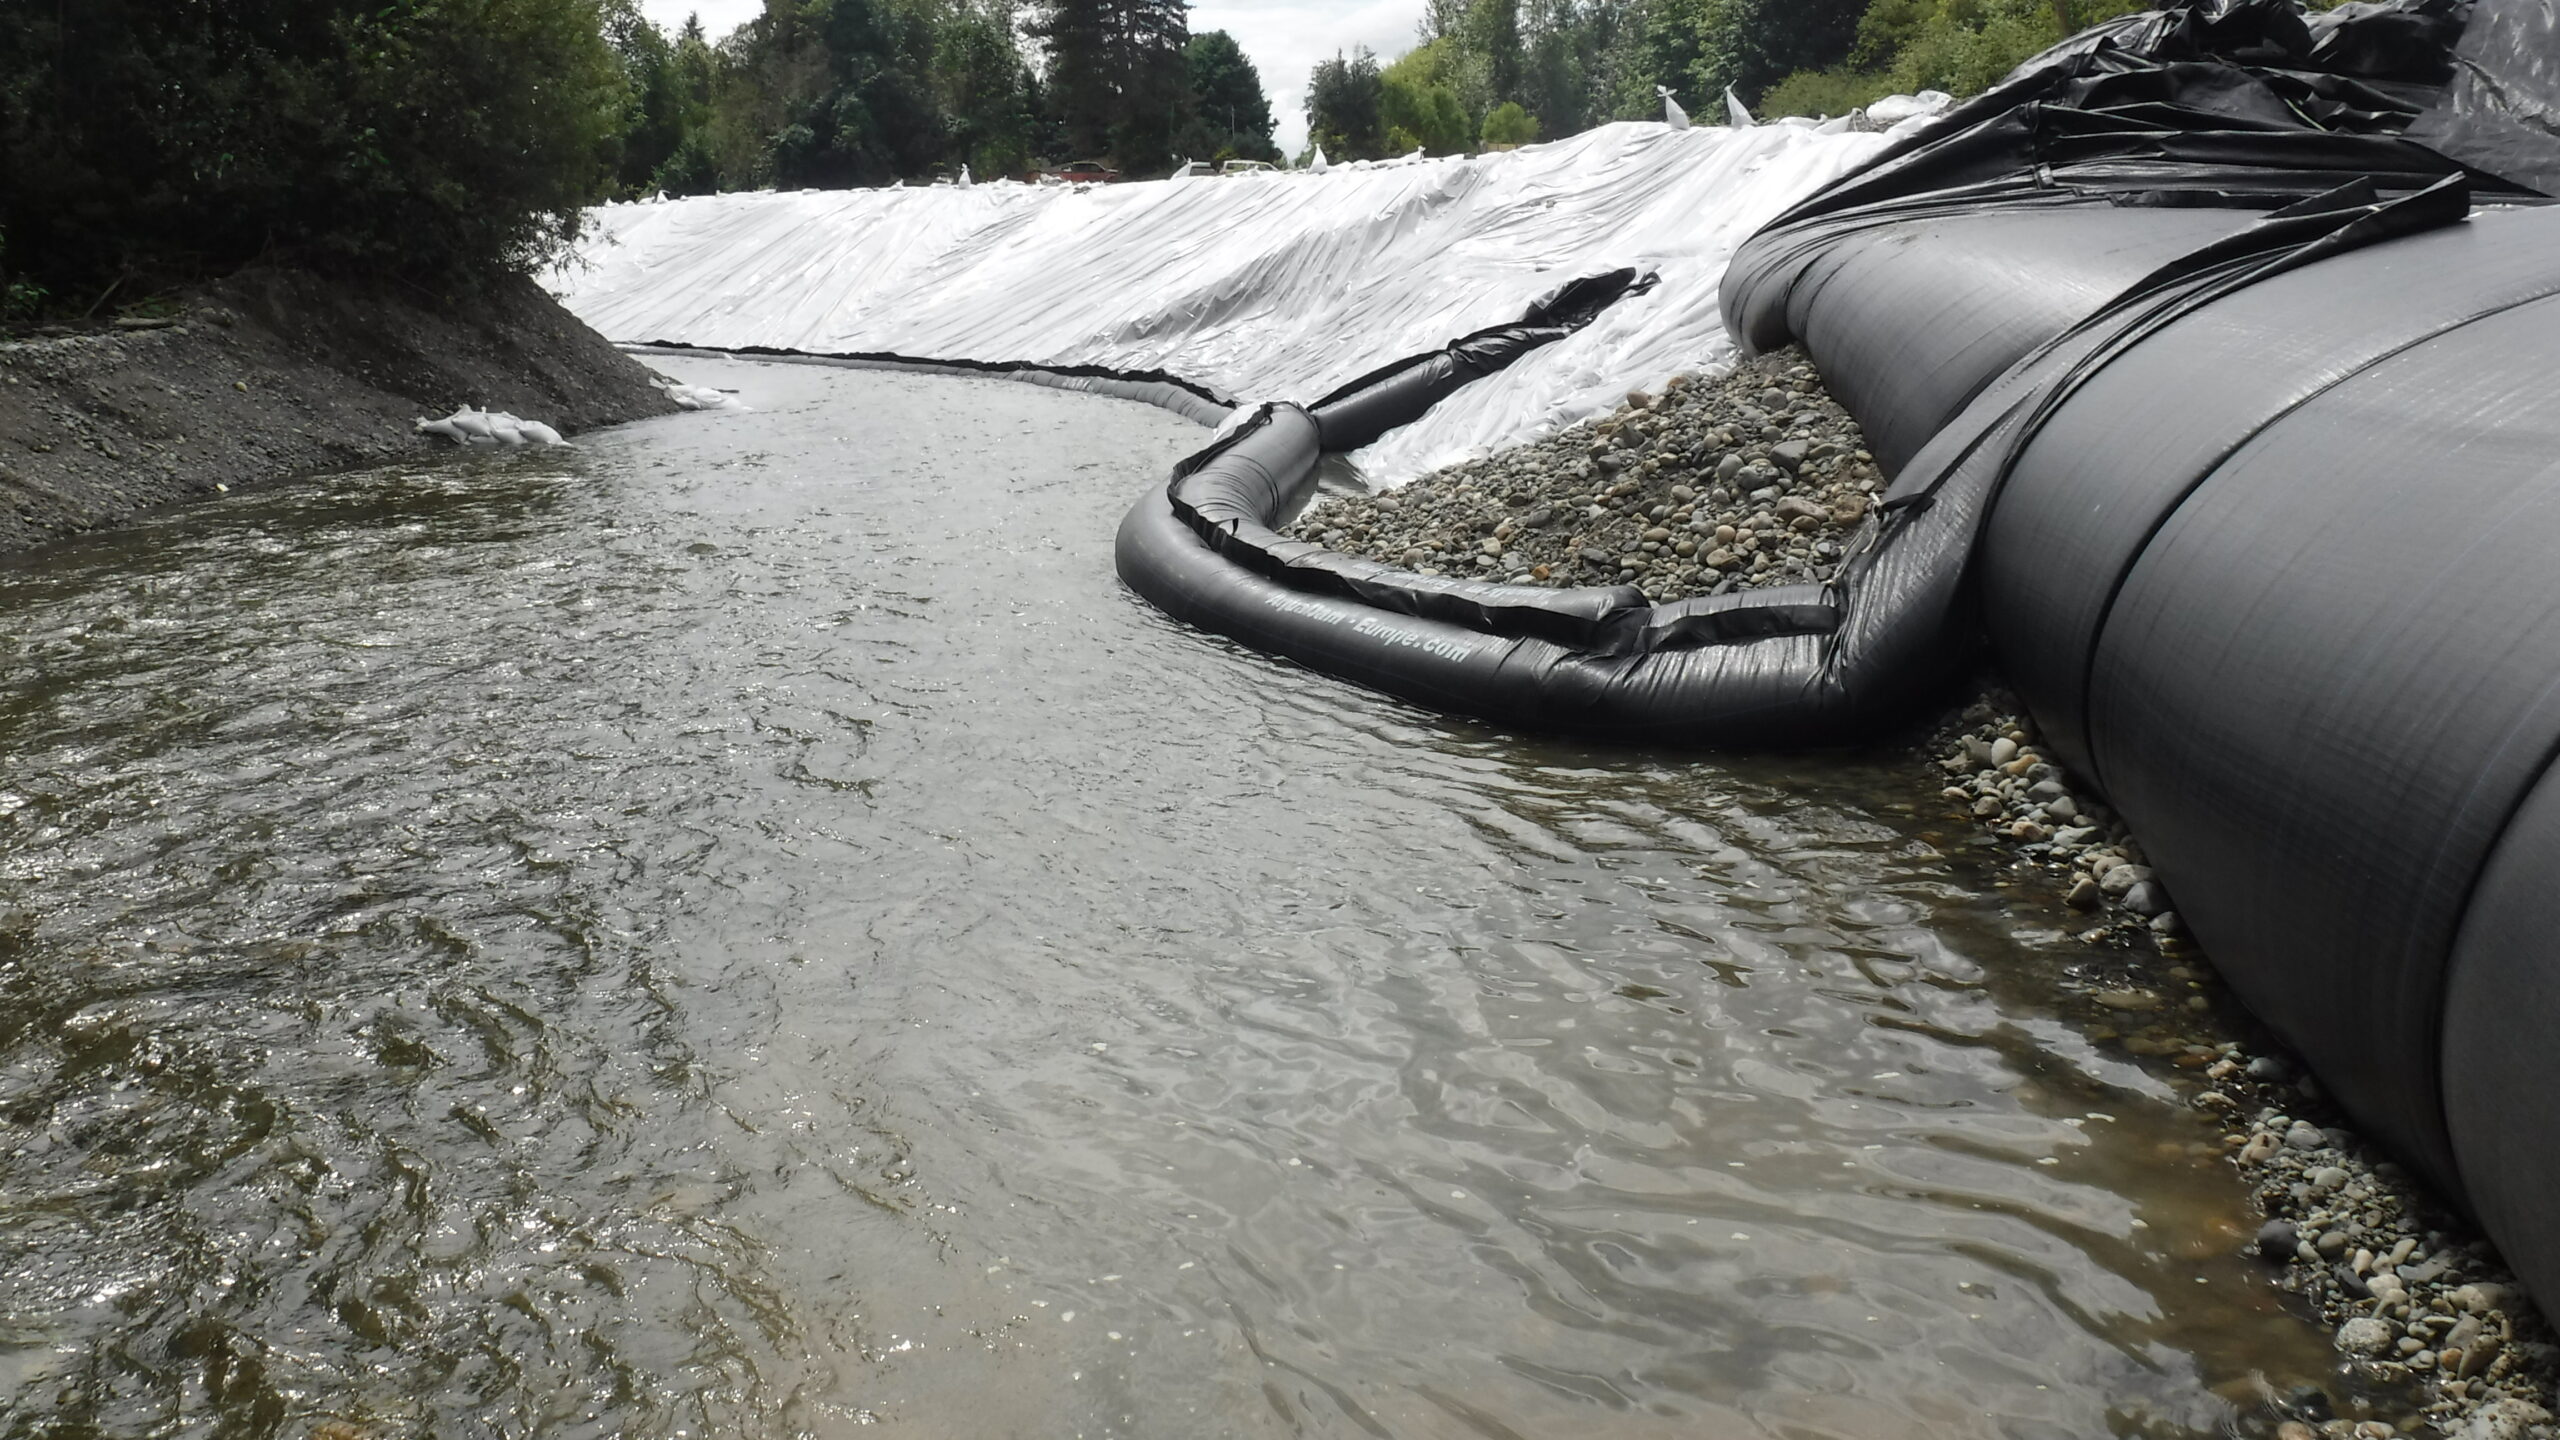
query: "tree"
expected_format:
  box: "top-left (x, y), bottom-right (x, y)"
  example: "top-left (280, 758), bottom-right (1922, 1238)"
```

top-left (1480, 98), bottom-right (1540, 145)
top-left (1381, 48), bottom-right (1472, 154)
top-left (1185, 31), bottom-right (1279, 161)
top-left (1307, 48), bottom-right (1387, 160)
top-left (936, 7), bottom-right (1037, 176)
top-left (1757, 0), bottom-right (2150, 119)
top-left (0, 0), bottom-right (626, 299)
top-left (1461, 0), bottom-right (1525, 105)
top-left (1029, 0), bottom-right (1194, 170)
top-left (602, 1), bottom-right (690, 196)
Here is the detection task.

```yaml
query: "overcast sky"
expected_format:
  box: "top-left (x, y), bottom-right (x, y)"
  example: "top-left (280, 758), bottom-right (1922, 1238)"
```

top-left (634, 0), bottom-right (1419, 156)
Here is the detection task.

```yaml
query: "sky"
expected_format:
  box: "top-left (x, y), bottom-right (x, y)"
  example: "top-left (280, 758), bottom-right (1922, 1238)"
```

top-left (633, 0), bottom-right (1419, 156)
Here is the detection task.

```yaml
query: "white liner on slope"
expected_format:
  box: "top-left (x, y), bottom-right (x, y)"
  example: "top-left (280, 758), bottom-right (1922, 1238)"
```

top-left (553, 121), bottom-right (1888, 485)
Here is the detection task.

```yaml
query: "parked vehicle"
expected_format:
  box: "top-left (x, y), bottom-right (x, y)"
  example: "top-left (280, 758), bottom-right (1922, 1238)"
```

top-left (1219, 159), bottom-right (1276, 176)
top-left (1048, 160), bottom-right (1119, 184)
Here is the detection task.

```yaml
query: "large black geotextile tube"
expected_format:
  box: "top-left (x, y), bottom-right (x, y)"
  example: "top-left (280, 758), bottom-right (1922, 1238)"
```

top-left (1968, 203), bottom-right (2560, 1287)
top-left (1712, 0), bottom-right (2560, 1317)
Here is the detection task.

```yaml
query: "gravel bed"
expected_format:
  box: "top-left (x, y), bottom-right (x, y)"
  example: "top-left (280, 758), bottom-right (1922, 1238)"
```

top-left (1289, 348), bottom-right (1880, 602)
top-left (1932, 702), bottom-right (2559, 1440)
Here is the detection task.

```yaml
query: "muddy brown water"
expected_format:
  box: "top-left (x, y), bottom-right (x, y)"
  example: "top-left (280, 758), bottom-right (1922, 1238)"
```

top-left (0, 360), bottom-right (2383, 1438)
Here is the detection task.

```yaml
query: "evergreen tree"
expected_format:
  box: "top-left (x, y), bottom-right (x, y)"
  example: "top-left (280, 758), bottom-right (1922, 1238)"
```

top-left (1029, 0), bottom-right (1194, 170)
top-left (1185, 31), bottom-right (1279, 161)
top-left (1306, 48), bottom-right (1387, 160)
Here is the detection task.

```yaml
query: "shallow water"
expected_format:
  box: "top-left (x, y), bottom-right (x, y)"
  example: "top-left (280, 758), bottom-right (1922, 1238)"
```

top-left (0, 361), bottom-right (2367, 1439)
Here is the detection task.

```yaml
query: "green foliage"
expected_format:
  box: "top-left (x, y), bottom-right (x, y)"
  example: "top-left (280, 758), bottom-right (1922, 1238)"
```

top-left (1480, 100), bottom-right (1542, 146)
top-left (1381, 48), bottom-right (1474, 155)
top-left (1757, 65), bottom-right (1895, 118)
top-left (603, 1), bottom-right (691, 195)
top-left (1740, 0), bottom-right (2154, 120)
top-left (0, 0), bottom-right (627, 296)
top-left (651, 0), bottom-right (1101, 186)
top-left (935, 8), bottom-right (1037, 177)
top-left (1677, 0), bottom-right (1869, 107)
top-left (1308, 49), bottom-right (1389, 160)
top-left (1187, 32), bottom-right (1281, 163)
top-left (1030, 0), bottom-right (1194, 173)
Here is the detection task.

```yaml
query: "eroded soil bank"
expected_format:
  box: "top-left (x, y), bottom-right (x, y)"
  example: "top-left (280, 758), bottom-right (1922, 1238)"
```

top-left (0, 268), bottom-right (674, 554)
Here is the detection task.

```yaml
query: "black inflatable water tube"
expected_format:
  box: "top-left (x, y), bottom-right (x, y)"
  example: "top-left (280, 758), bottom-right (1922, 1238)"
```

top-left (1713, 0), bottom-right (2560, 1320)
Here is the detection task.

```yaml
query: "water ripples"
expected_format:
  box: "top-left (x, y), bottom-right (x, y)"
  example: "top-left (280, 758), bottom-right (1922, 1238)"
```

top-left (0, 362), bottom-right (2349, 1439)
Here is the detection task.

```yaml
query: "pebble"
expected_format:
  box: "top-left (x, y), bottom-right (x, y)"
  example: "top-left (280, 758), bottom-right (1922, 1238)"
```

top-left (2259, 1219), bottom-right (2301, 1262)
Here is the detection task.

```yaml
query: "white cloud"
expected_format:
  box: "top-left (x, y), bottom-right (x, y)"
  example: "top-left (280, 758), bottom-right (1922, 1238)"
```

top-left (635, 0), bottom-right (1428, 158)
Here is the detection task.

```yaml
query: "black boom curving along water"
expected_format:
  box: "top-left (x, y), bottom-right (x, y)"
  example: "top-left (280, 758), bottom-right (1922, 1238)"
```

top-left (1, 362), bottom-right (2386, 1438)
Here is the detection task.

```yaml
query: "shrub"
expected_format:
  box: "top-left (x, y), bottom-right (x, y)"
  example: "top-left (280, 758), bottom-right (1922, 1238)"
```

top-left (1759, 66), bottom-right (1898, 117)
top-left (0, 0), bottom-right (626, 298)
top-left (1480, 100), bottom-right (1541, 146)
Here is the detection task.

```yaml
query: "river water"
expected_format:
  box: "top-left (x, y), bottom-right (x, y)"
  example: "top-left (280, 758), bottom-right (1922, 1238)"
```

top-left (0, 360), bottom-right (2373, 1439)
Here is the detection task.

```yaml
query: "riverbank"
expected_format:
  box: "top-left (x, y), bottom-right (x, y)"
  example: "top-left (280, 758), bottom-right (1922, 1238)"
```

top-left (0, 267), bottom-right (676, 554)
top-left (1299, 359), bottom-right (2559, 1440)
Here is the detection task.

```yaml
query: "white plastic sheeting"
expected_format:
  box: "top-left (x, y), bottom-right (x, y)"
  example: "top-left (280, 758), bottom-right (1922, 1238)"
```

top-left (552, 121), bottom-right (1889, 483)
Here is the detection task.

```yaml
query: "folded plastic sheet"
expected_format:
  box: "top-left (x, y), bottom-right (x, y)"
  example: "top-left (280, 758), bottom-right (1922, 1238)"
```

top-left (1720, 0), bottom-right (2537, 473)
top-left (2405, 0), bottom-right (2560, 194)
top-left (552, 122), bottom-right (1889, 484)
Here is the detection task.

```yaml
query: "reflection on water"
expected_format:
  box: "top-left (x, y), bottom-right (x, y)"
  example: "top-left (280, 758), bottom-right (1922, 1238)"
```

top-left (0, 362), bottom-right (2368, 1438)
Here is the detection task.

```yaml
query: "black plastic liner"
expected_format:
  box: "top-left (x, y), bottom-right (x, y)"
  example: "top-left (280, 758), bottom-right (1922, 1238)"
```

top-left (2406, 0), bottom-right (2560, 195)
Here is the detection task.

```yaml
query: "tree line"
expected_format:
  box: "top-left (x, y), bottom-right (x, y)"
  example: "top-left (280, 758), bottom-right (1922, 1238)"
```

top-left (1302, 0), bottom-right (2154, 162)
top-left (0, 0), bottom-right (1277, 319)
top-left (604, 0), bottom-right (1278, 198)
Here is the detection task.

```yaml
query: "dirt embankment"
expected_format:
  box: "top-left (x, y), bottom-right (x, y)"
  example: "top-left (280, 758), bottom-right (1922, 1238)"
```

top-left (0, 267), bottom-right (676, 554)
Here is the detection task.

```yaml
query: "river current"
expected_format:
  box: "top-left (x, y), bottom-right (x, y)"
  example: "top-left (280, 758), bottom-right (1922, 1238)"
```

top-left (1, 361), bottom-right (2361, 1438)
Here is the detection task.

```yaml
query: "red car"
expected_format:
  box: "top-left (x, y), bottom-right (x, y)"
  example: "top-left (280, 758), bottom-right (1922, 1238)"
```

top-left (1048, 160), bottom-right (1120, 184)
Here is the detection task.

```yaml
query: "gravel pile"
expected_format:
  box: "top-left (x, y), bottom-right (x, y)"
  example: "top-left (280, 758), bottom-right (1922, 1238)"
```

top-left (1290, 349), bottom-right (1881, 603)
top-left (1933, 703), bottom-right (2560, 1440)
